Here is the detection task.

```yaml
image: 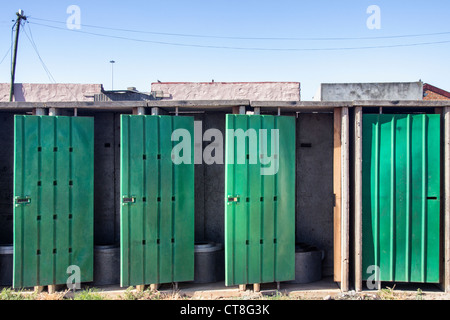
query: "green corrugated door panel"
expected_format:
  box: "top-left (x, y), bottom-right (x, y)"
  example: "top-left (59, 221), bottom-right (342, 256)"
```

top-left (13, 115), bottom-right (94, 288)
top-left (362, 114), bottom-right (440, 283)
top-left (225, 114), bottom-right (295, 286)
top-left (120, 115), bottom-right (194, 287)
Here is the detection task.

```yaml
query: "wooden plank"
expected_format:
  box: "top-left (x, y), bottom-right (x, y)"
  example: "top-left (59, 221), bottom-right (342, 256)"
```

top-left (354, 107), bottom-right (363, 292)
top-left (435, 107), bottom-right (445, 291)
top-left (444, 107), bottom-right (450, 292)
top-left (341, 107), bottom-right (350, 292)
top-left (333, 108), bottom-right (342, 283)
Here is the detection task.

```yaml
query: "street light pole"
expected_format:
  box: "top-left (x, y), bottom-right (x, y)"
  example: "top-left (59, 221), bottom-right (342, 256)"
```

top-left (110, 60), bottom-right (115, 90)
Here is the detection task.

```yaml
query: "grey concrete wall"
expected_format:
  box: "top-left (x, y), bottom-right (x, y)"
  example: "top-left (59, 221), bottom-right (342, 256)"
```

top-left (202, 113), bottom-right (225, 245)
top-left (94, 113), bottom-right (118, 245)
top-left (0, 113), bottom-right (14, 245)
top-left (319, 82), bottom-right (423, 101)
top-left (193, 113), bottom-right (225, 245)
top-left (296, 113), bottom-right (334, 277)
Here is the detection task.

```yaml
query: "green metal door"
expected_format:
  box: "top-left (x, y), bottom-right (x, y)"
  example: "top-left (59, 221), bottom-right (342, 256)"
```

top-left (225, 114), bottom-right (296, 286)
top-left (13, 115), bottom-right (94, 288)
top-left (362, 114), bottom-right (440, 283)
top-left (120, 115), bottom-right (194, 287)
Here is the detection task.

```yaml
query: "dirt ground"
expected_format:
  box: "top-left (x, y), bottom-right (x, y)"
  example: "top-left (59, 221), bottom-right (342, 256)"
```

top-left (3, 277), bottom-right (450, 300)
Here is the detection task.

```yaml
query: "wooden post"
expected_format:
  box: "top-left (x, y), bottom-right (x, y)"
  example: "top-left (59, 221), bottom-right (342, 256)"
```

top-left (150, 283), bottom-right (160, 291)
top-left (354, 107), bottom-right (363, 292)
top-left (232, 106), bottom-right (246, 115)
top-left (444, 107), bottom-right (450, 293)
top-left (151, 107), bottom-right (160, 115)
top-left (133, 107), bottom-right (145, 115)
top-left (341, 107), bottom-right (350, 292)
top-left (253, 283), bottom-right (260, 293)
top-left (136, 285), bottom-right (145, 292)
top-left (48, 285), bottom-right (56, 294)
top-left (239, 284), bottom-right (246, 292)
top-left (333, 108), bottom-right (342, 283)
top-left (33, 107), bottom-right (46, 116)
top-left (34, 286), bottom-right (43, 293)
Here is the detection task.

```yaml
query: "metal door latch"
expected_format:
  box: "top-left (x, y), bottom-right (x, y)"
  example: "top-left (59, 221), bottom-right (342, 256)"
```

top-left (122, 196), bottom-right (136, 205)
top-left (15, 196), bottom-right (31, 207)
top-left (227, 195), bottom-right (240, 205)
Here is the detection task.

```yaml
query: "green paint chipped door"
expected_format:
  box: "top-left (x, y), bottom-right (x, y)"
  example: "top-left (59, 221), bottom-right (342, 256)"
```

top-left (225, 115), bottom-right (296, 286)
top-left (362, 114), bottom-right (441, 283)
top-left (13, 115), bottom-right (94, 288)
top-left (120, 115), bottom-right (194, 287)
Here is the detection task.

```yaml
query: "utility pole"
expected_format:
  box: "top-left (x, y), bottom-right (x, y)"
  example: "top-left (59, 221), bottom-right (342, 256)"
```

top-left (9, 9), bottom-right (27, 102)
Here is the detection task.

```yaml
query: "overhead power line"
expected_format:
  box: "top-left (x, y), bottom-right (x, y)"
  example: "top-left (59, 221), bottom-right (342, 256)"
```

top-left (23, 23), bottom-right (56, 83)
top-left (23, 22), bottom-right (81, 103)
top-left (0, 46), bottom-right (11, 66)
top-left (29, 16), bottom-right (450, 41)
top-left (29, 21), bottom-right (450, 52)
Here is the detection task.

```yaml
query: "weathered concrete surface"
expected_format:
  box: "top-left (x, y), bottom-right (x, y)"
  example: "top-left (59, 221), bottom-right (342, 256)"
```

top-left (316, 82), bottom-right (423, 101)
top-left (202, 113), bottom-right (225, 245)
top-left (151, 82), bottom-right (301, 101)
top-left (296, 113), bottom-right (334, 277)
top-left (0, 83), bottom-right (102, 102)
top-left (193, 113), bottom-right (225, 244)
top-left (93, 113), bottom-right (117, 245)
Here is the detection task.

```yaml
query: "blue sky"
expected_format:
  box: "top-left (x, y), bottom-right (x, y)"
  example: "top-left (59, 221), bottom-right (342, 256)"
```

top-left (0, 0), bottom-right (449, 99)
